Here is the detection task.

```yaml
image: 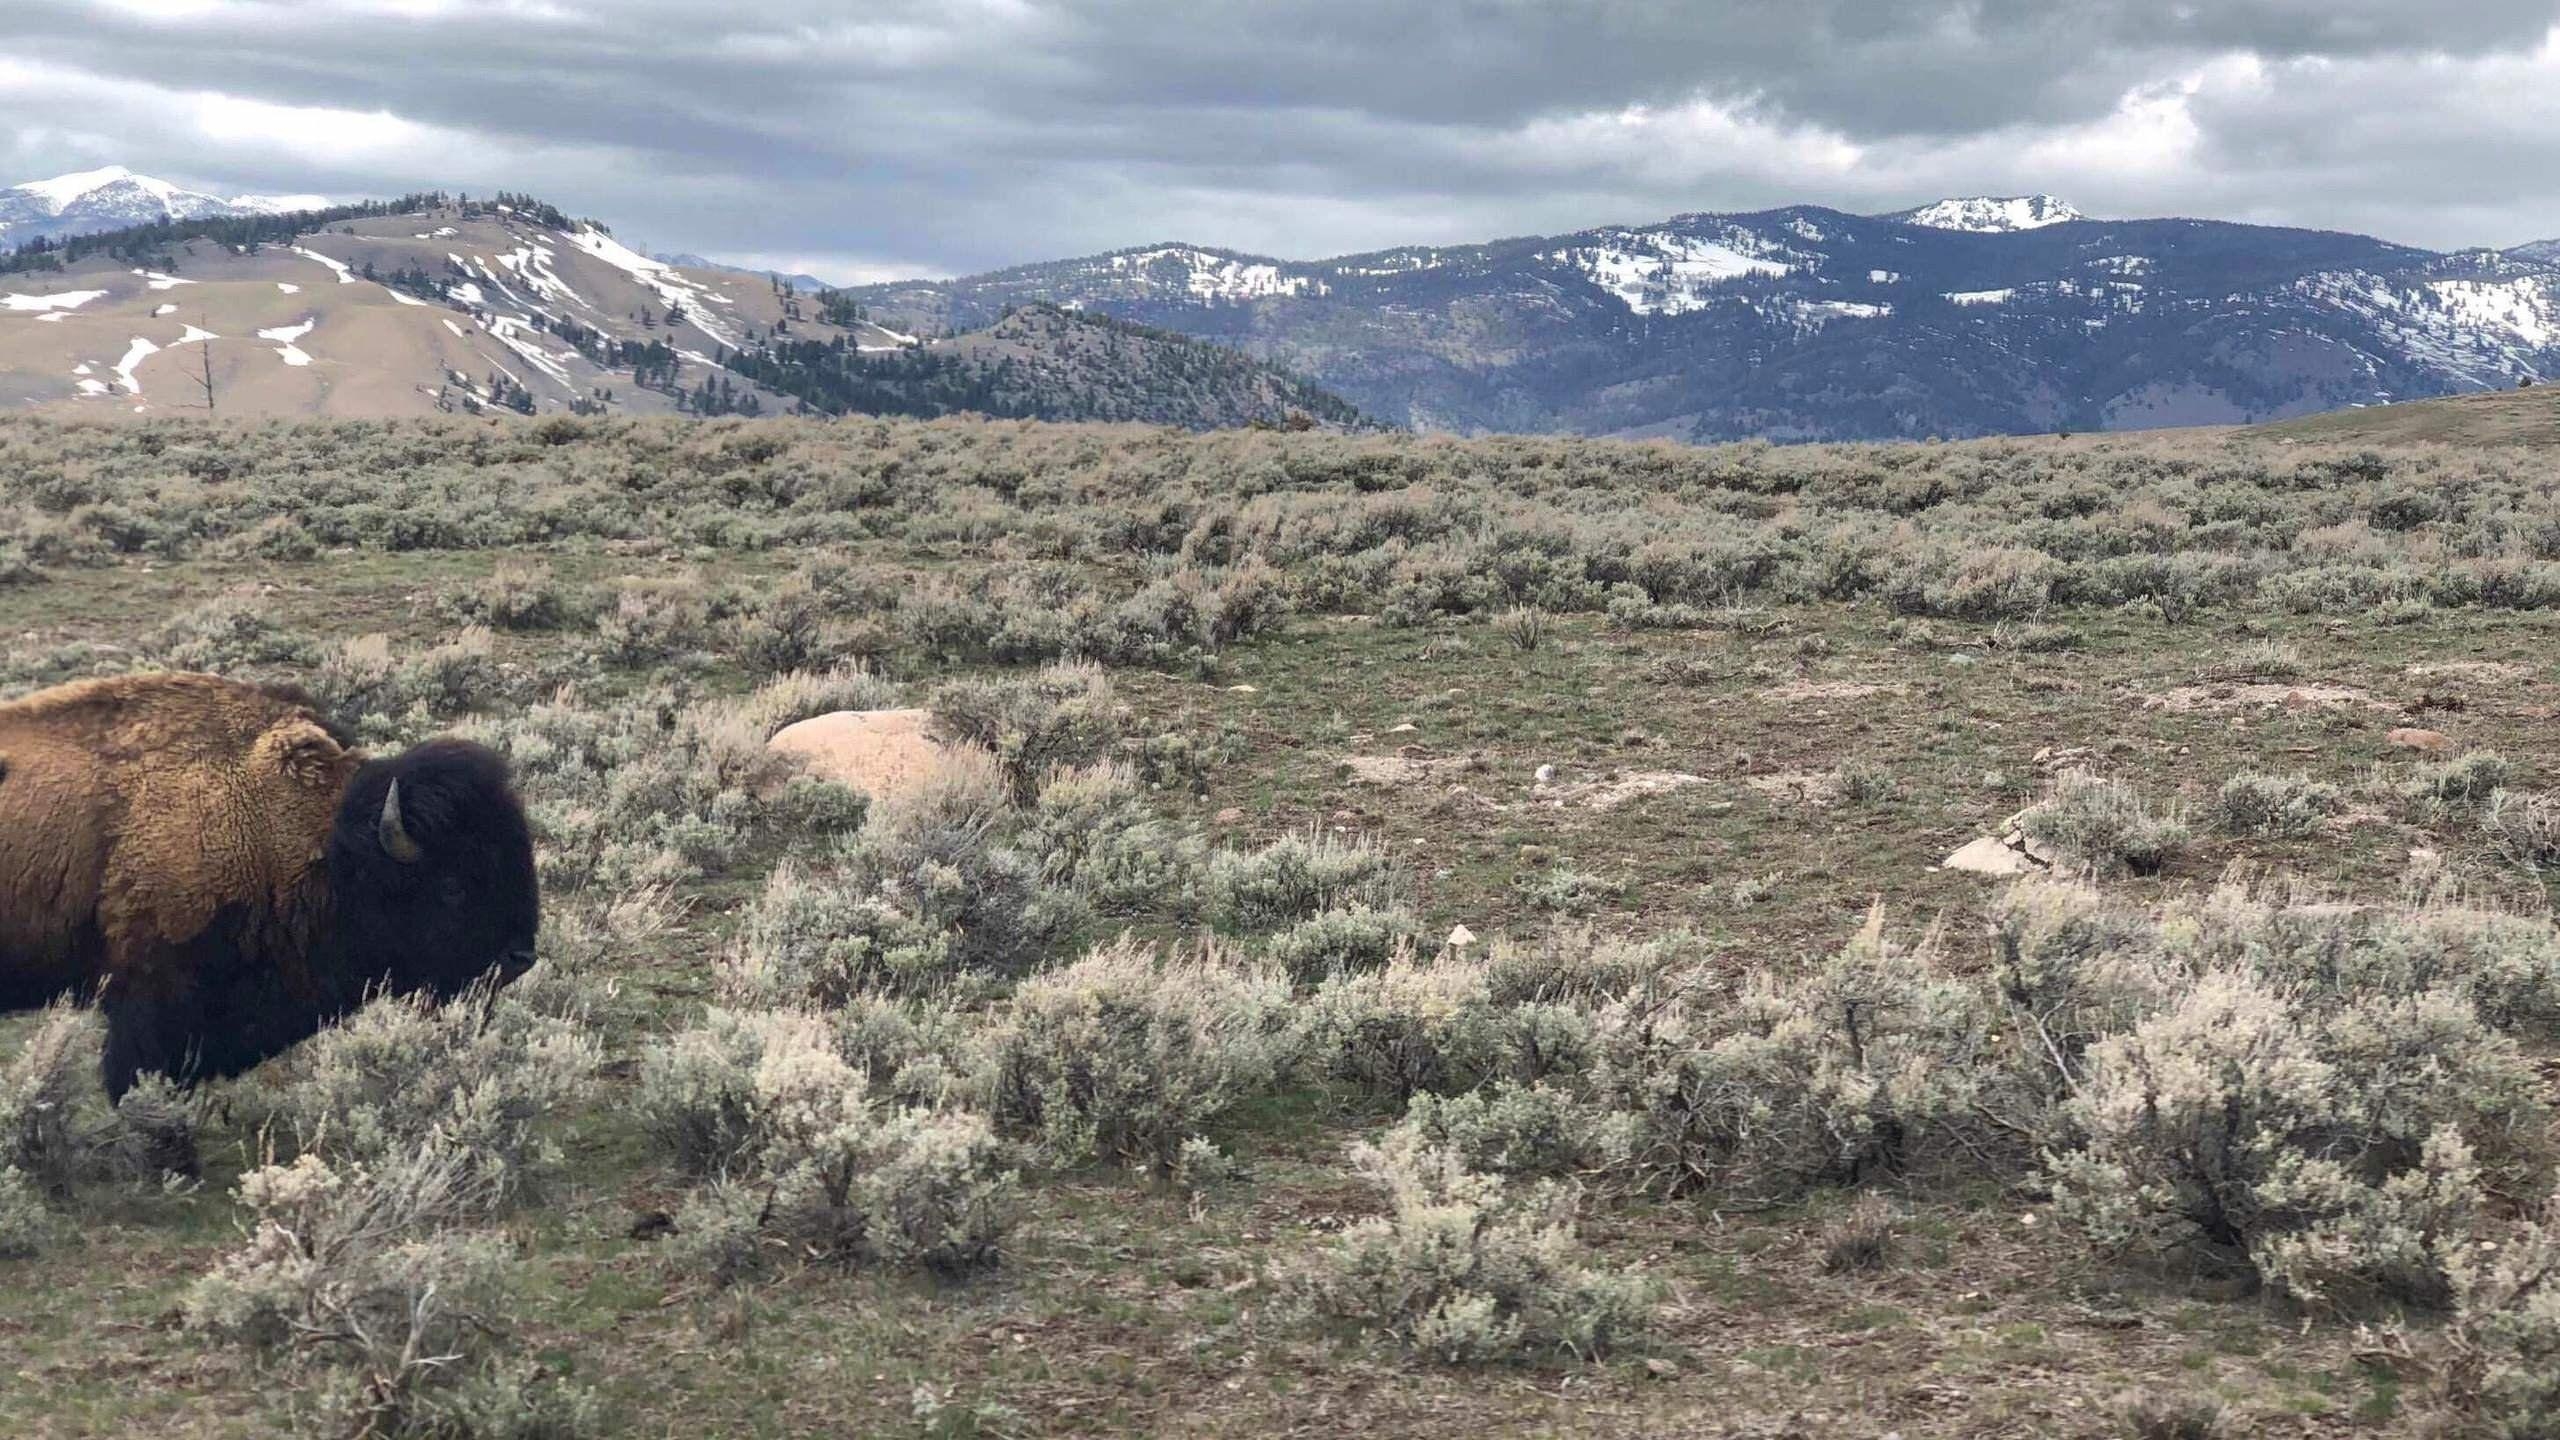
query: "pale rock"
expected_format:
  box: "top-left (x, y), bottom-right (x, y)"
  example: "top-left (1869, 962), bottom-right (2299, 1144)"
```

top-left (1446, 924), bottom-right (1478, 948)
top-left (1941, 835), bottom-right (2039, 876)
top-left (766, 709), bottom-right (955, 806)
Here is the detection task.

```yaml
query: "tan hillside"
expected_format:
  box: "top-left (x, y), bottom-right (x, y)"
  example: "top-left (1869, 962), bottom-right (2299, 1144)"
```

top-left (0, 202), bottom-right (891, 418)
top-left (2244, 381), bottom-right (2560, 447)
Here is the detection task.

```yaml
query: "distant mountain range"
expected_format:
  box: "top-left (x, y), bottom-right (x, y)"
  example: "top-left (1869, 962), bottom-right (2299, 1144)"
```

top-left (843, 194), bottom-right (2560, 440)
top-left (0, 171), bottom-right (1366, 429)
top-left (7, 167), bottom-right (2559, 439)
top-left (0, 166), bottom-right (331, 249)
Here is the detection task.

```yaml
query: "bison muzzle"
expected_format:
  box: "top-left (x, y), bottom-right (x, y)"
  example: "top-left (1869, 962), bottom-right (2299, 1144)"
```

top-left (0, 672), bottom-right (540, 1098)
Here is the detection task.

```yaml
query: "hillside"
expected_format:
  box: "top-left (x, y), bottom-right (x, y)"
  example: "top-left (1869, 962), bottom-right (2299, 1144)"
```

top-left (844, 197), bottom-right (2560, 441)
top-left (2246, 380), bottom-right (2560, 447)
top-left (724, 303), bottom-right (1371, 428)
top-left (0, 194), bottom-right (1364, 428)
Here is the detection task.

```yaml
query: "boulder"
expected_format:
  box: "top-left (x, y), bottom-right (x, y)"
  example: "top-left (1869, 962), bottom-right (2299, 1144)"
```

top-left (766, 708), bottom-right (956, 806)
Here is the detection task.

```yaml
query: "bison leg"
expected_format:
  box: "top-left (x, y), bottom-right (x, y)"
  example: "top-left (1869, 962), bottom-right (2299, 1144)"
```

top-left (98, 983), bottom-right (200, 1101)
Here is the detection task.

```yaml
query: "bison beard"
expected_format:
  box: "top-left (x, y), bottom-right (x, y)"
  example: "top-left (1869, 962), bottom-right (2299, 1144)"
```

top-left (0, 675), bottom-right (541, 1099)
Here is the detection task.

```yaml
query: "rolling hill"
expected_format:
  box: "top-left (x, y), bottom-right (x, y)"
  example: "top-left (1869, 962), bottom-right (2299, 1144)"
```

top-left (0, 185), bottom-right (1366, 429)
top-left (2245, 381), bottom-right (2560, 448)
top-left (842, 195), bottom-right (2560, 441)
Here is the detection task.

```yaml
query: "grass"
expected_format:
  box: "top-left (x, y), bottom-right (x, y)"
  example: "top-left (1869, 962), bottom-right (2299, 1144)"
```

top-left (7, 414), bottom-right (2560, 1436)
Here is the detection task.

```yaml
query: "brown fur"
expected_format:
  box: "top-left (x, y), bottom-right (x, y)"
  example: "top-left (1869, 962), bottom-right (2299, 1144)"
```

top-left (0, 672), bottom-right (358, 1012)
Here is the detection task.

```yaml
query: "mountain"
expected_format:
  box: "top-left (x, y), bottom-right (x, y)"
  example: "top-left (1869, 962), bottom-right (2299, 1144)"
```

top-left (1886, 195), bottom-right (2085, 233)
top-left (0, 166), bottom-right (336, 249)
top-left (2512, 238), bottom-right (2560, 266)
top-left (842, 197), bottom-right (2560, 440)
top-left (0, 191), bottom-right (1365, 428)
top-left (725, 303), bottom-right (1372, 428)
top-left (653, 252), bottom-right (832, 294)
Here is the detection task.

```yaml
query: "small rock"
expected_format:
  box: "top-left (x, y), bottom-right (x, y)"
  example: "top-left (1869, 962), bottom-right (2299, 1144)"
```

top-left (1386, 722), bottom-right (1417, 734)
top-left (1213, 807), bottom-right (1244, 825)
top-left (1641, 1357), bottom-right (1680, 1381)
top-left (1534, 763), bottom-right (1557, 784)
top-left (1446, 924), bottom-right (1478, 949)
top-left (1227, 684), bottom-right (1258, 694)
top-left (2388, 726), bottom-right (2456, 754)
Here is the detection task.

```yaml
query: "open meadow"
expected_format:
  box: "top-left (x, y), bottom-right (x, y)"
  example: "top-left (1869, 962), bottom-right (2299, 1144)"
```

top-left (8, 413), bottom-right (2560, 1437)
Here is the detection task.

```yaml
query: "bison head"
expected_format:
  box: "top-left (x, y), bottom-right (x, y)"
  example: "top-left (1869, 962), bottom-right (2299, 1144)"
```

top-left (325, 738), bottom-right (541, 1001)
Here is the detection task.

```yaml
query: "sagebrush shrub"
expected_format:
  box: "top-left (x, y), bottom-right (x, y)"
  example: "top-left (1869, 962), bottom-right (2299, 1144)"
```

top-left (982, 939), bottom-right (1291, 1174)
top-left (642, 1007), bottom-right (1015, 1282)
top-left (1392, 1082), bottom-right (1633, 1179)
top-left (2212, 771), bottom-right (2344, 837)
top-left (1019, 762), bottom-right (1205, 917)
top-left (311, 626), bottom-right (501, 729)
top-left (446, 557), bottom-right (584, 632)
top-left (1300, 1135), bottom-right (1653, 1363)
top-left (2020, 770), bottom-right (2190, 875)
top-left (1265, 905), bottom-right (1420, 983)
top-left (1207, 830), bottom-right (1398, 933)
top-left (1587, 910), bottom-right (2001, 1199)
top-left (249, 982), bottom-right (601, 1208)
top-left (2047, 969), bottom-right (2543, 1309)
top-left (181, 1141), bottom-right (596, 1433)
top-left (928, 660), bottom-right (1124, 802)
top-left (2446, 1187), bottom-right (2560, 1438)
top-left (2485, 789), bottom-right (2560, 877)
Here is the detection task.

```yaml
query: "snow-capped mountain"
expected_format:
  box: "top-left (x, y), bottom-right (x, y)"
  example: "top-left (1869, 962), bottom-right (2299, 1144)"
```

top-left (2512, 238), bottom-right (2560, 266)
top-left (0, 166), bottom-right (334, 248)
top-left (844, 200), bottom-right (2560, 440)
top-left (1886, 195), bottom-right (2086, 233)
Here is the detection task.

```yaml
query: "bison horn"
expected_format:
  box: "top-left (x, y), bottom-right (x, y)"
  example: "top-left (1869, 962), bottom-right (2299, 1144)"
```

top-left (378, 779), bottom-right (425, 863)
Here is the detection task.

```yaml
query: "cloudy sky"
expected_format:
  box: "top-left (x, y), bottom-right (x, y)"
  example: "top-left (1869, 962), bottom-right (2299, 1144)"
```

top-left (2, 0), bottom-right (2557, 282)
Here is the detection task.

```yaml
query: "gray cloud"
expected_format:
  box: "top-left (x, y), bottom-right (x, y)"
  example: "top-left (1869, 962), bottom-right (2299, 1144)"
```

top-left (0, 1), bottom-right (2555, 279)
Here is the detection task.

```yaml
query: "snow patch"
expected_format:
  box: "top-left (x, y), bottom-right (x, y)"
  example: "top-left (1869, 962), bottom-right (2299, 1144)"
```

top-left (291, 246), bottom-right (357, 284)
top-left (1106, 246), bottom-right (1318, 302)
top-left (112, 336), bottom-right (159, 394)
top-left (276, 282), bottom-right (300, 294)
top-left (384, 286), bottom-right (429, 307)
top-left (1553, 227), bottom-right (1799, 316)
top-left (441, 318), bottom-right (468, 337)
top-left (151, 303), bottom-right (178, 317)
top-left (564, 226), bottom-right (739, 347)
top-left (1867, 269), bottom-right (1902, 284)
top-left (2, 288), bottom-right (108, 313)
top-left (1944, 288), bottom-right (2017, 306)
top-left (258, 318), bottom-right (316, 367)
top-left (134, 269), bottom-right (192, 290)
top-left (1897, 196), bottom-right (2083, 233)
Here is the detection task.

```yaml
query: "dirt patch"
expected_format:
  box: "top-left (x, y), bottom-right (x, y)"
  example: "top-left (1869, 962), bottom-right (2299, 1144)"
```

top-left (1745, 770), bottom-right (1845, 808)
top-left (1342, 751), bottom-right (1481, 786)
top-left (2140, 682), bottom-right (2391, 713)
top-left (1533, 769), bottom-right (1710, 811)
top-left (1756, 678), bottom-right (1903, 704)
top-left (2407, 660), bottom-right (2535, 684)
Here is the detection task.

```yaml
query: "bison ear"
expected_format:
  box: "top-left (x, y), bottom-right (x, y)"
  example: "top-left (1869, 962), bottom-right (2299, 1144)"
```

top-left (379, 779), bottom-right (426, 864)
top-left (256, 718), bottom-right (347, 789)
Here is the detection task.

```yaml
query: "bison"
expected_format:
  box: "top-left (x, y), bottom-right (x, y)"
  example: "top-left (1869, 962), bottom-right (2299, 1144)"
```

top-left (0, 672), bottom-right (539, 1099)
